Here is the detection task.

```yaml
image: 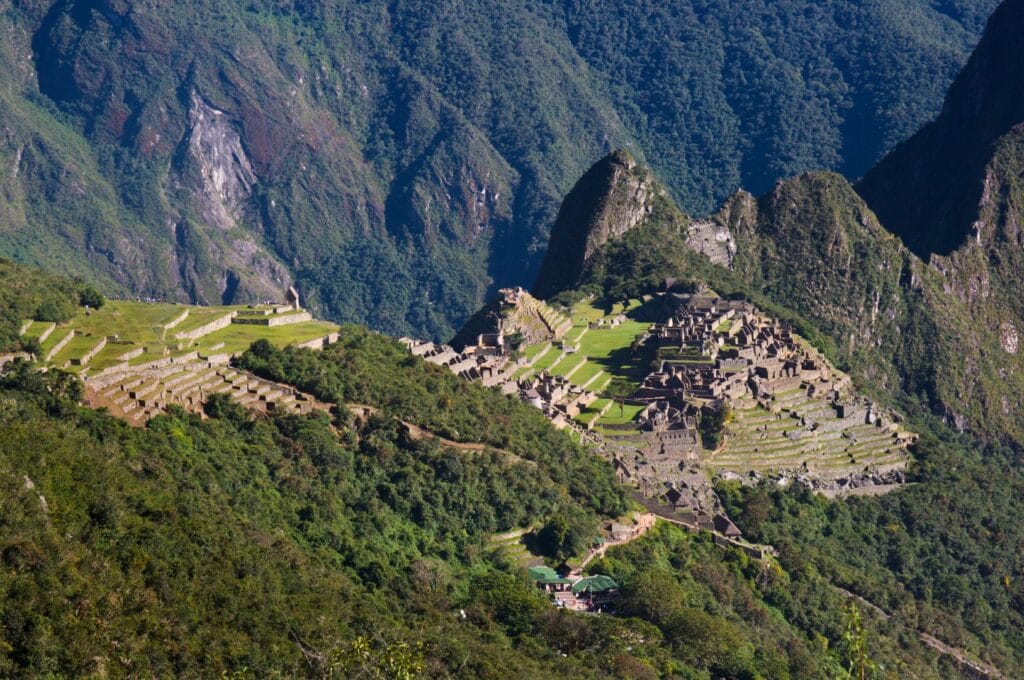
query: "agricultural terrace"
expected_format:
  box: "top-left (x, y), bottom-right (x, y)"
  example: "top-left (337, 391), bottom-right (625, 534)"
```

top-left (515, 297), bottom-right (651, 430)
top-left (22, 300), bottom-right (339, 373)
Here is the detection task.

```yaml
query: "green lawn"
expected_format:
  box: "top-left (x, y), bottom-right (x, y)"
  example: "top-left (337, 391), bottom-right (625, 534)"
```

top-left (522, 298), bottom-right (652, 392)
top-left (52, 334), bottom-right (103, 365)
top-left (26, 299), bottom-right (339, 369)
top-left (68, 300), bottom-right (189, 344)
top-left (597, 402), bottom-right (645, 426)
top-left (531, 348), bottom-right (564, 372)
top-left (20, 321), bottom-right (55, 344)
top-left (197, 320), bottom-right (338, 355)
top-left (564, 325), bottom-right (589, 344)
top-left (575, 398), bottom-right (612, 427)
top-left (87, 343), bottom-right (144, 371)
top-left (549, 353), bottom-right (586, 377)
top-left (522, 342), bottom-right (550, 362)
top-left (167, 307), bottom-right (242, 338)
top-left (39, 328), bottom-right (74, 356)
top-left (572, 363), bottom-right (605, 387)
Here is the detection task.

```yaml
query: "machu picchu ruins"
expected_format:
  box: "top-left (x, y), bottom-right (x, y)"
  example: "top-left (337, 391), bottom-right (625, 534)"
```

top-left (16, 291), bottom-right (340, 424)
top-left (411, 287), bottom-right (915, 532)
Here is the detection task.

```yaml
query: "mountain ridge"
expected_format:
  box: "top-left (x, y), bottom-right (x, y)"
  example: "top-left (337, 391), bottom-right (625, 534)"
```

top-left (0, 0), bottom-right (1002, 339)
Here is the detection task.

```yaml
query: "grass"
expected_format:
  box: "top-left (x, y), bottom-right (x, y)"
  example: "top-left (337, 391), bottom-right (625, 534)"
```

top-left (523, 342), bottom-right (550, 362)
top-left (69, 301), bottom-right (189, 344)
top-left (549, 353), bottom-right (586, 378)
top-left (20, 321), bottom-right (54, 344)
top-left (572, 363), bottom-right (606, 386)
top-left (87, 343), bottom-right (143, 371)
top-left (52, 334), bottom-right (103, 365)
top-left (193, 320), bottom-right (338, 355)
top-left (575, 398), bottom-right (612, 427)
top-left (598, 402), bottom-right (645, 426)
top-left (559, 299), bottom-right (650, 389)
top-left (28, 299), bottom-right (340, 370)
top-left (531, 349), bottom-right (564, 372)
top-left (167, 307), bottom-right (240, 338)
top-left (39, 328), bottom-right (74, 356)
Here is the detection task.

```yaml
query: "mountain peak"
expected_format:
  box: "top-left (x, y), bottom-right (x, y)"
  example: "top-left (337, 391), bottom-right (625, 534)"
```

top-left (532, 150), bottom-right (672, 298)
top-left (857, 0), bottom-right (1024, 258)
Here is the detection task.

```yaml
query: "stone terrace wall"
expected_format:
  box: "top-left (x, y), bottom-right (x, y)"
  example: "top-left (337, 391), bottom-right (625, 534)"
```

top-left (174, 313), bottom-right (236, 340)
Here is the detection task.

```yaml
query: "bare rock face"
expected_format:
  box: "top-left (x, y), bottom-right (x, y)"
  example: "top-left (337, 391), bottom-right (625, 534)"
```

top-left (186, 94), bottom-right (257, 231)
top-left (1001, 322), bottom-right (1019, 355)
top-left (166, 92), bottom-right (293, 305)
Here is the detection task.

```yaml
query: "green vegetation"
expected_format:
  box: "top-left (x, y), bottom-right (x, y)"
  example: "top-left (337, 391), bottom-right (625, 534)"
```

top-left (0, 362), bottom-right (617, 677)
top-left (0, 326), bottom-right (928, 678)
top-left (236, 330), bottom-right (628, 517)
top-left (719, 418), bottom-right (1024, 676)
top-left (19, 299), bottom-right (339, 372)
top-left (698, 401), bottom-right (732, 451)
top-left (588, 521), bottom-right (969, 678)
top-left (0, 355), bottom-right (980, 677)
top-left (0, 260), bottom-right (98, 352)
top-left (0, 1), bottom-right (998, 339)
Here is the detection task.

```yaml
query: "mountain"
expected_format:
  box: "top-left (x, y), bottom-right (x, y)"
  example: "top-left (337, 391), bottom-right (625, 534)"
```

top-left (0, 261), bottom-right (964, 679)
top-left (857, 0), bottom-right (1024, 257)
top-left (532, 0), bottom-right (1024, 441)
top-left (0, 0), bottom-right (1001, 339)
top-left (532, 150), bottom-right (686, 299)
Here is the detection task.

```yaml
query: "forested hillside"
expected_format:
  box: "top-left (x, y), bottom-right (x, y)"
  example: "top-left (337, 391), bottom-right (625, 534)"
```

top-left (0, 0), bottom-right (999, 339)
top-left (0, 328), bottom-right (999, 677)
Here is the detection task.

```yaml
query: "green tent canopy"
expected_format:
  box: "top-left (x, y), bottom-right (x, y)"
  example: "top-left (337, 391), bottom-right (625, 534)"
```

top-left (571, 575), bottom-right (619, 595)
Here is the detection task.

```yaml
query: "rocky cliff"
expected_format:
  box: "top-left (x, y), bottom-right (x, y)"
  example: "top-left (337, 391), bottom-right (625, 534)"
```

top-left (533, 150), bottom-right (685, 298)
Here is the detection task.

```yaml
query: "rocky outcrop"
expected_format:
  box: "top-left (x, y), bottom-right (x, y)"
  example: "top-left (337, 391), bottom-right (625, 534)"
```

top-left (685, 220), bottom-right (736, 268)
top-left (186, 94), bottom-right (257, 232)
top-left (533, 150), bottom-right (672, 298)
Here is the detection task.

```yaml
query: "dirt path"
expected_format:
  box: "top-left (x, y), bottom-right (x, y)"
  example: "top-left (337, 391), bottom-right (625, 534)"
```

top-left (832, 586), bottom-right (1005, 678)
top-left (347, 403), bottom-right (533, 466)
top-left (349, 403), bottom-right (1004, 677)
top-left (576, 513), bottom-right (657, 572)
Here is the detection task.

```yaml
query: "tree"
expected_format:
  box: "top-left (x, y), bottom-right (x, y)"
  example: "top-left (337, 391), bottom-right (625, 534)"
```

top-left (537, 510), bottom-right (598, 562)
top-left (699, 400), bottom-right (732, 450)
top-left (840, 602), bottom-right (881, 680)
top-left (78, 286), bottom-right (105, 309)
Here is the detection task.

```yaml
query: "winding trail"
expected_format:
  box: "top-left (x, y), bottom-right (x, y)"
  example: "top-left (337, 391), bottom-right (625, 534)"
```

top-left (349, 402), bottom-right (1003, 677)
top-left (347, 403), bottom-right (533, 466)
top-left (832, 586), bottom-right (1005, 679)
top-left (576, 513), bottom-right (657, 573)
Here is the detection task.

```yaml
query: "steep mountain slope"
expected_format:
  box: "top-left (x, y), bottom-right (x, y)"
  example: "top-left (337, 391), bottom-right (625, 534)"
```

top-left (532, 150), bottom-right (686, 299)
top-left (534, 146), bottom-right (1024, 441)
top-left (858, 0), bottom-right (1024, 257)
top-left (723, 172), bottom-right (1024, 441)
top-left (0, 0), bottom-right (1000, 339)
top-left (0, 261), bottom-right (957, 678)
top-left (533, 0), bottom-right (1024, 440)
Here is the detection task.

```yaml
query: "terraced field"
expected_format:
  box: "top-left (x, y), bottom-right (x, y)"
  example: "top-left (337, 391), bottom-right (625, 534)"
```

top-left (21, 300), bottom-right (339, 374)
top-left (486, 528), bottom-right (540, 567)
top-left (514, 298), bottom-right (651, 429)
top-left (15, 299), bottom-right (342, 424)
top-left (707, 393), bottom-right (910, 479)
top-left (86, 363), bottom-right (329, 424)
